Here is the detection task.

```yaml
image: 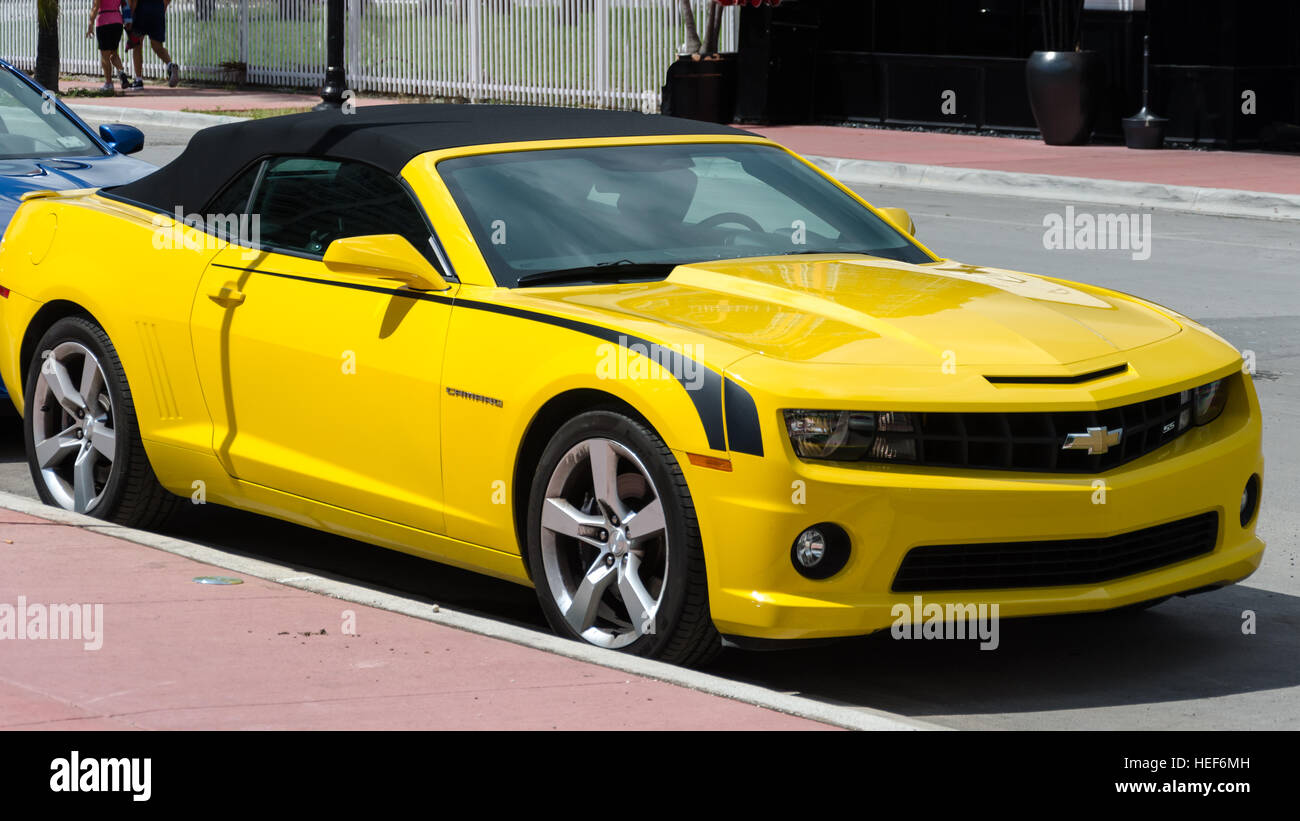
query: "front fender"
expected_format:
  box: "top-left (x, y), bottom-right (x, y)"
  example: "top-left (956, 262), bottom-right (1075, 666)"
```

top-left (438, 290), bottom-right (756, 554)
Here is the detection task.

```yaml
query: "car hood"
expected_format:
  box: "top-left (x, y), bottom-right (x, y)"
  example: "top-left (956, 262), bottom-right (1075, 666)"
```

top-left (0, 154), bottom-right (154, 228)
top-left (531, 255), bottom-right (1182, 368)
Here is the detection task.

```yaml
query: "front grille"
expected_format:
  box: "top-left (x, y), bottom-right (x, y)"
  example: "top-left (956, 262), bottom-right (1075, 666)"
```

top-left (881, 385), bottom-right (1202, 473)
top-left (891, 512), bottom-right (1219, 592)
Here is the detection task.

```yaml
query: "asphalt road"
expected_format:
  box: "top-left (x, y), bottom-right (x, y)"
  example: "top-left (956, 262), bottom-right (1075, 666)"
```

top-left (126, 127), bottom-right (192, 168)
top-left (3, 131), bottom-right (1295, 729)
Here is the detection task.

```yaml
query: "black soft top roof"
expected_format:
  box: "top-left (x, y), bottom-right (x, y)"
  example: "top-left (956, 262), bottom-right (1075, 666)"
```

top-left (104, 103), bottom-right (755, 215)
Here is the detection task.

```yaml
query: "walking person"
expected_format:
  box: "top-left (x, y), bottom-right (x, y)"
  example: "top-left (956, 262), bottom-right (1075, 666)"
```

top-left (85, 0), bottom-right (131, 92)
top-left (122, 0), bottom-right (144, 87)
top-left (126, 0), bottom-right (180, 88)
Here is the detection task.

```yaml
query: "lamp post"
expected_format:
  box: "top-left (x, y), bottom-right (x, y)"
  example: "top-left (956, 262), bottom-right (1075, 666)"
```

top-left (315, 0), bottom-right (347, 110)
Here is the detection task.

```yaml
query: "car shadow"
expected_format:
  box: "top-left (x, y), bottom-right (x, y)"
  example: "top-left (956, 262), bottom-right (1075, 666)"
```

top-left (1, 414), bottom-right (1294, 727)
top-left (155, 501), bottom-right (548, 629)
top-left (707, 583), bottom-right (1300, 725)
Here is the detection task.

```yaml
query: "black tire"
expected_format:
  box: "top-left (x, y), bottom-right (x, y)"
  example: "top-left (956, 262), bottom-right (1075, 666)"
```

top-left (23, 316), bottom-right (179, 528)
top-left (526, 409), bottom-right (721, 667)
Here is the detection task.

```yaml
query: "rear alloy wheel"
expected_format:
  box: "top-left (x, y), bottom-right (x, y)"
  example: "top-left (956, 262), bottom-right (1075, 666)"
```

top-left (24, 317), bottom-right (178, 528)
top-left (527, 410), bottom-right (720, 666)
top-left (29, 339), bottom-right (116, 514)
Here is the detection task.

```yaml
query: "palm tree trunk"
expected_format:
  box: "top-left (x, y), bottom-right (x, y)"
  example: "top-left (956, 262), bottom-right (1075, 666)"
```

top-left (35, 0), bottom-right (60, 91)
top-left (676, 0), bottom-right (701, 55)
top-left (701, 1), bottom-right (722, 56)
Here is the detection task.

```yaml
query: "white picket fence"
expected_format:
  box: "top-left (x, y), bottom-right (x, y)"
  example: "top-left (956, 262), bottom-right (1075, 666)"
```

top-left (0, 0), bottom-right (737, 110)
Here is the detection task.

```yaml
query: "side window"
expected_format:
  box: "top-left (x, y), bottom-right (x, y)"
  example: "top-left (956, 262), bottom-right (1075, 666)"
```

top-left (203, 160), bottom-right (262, 240)
top-left (247, 156), bottom-right (438, 265)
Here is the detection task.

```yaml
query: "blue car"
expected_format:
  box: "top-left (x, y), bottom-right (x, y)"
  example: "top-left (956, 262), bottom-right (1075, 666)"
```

top-left (0, 59), bottom-right (153, 404)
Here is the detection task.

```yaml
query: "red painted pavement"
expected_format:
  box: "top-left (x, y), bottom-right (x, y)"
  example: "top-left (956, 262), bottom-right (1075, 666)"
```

top-left (63, 78), bottom-right (389, 113)
top-left (0, 515), bottom-right (833, 730)
top-left (750, 125), bottom-right (1300, 195)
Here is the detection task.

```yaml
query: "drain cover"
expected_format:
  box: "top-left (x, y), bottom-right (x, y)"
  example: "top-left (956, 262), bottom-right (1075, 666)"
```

top-left (192, 576), bottom-right (243, 585)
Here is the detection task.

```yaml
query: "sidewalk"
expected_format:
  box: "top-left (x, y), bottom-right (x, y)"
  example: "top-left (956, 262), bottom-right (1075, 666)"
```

top-left (752, 125), bottom-right (1300, 221)
top-left (0, 503), bottom-right (844, 730)
top-left (61, 76), bottom-right (391, 115)
top-left (749, 125), bottom-right (1300, 196)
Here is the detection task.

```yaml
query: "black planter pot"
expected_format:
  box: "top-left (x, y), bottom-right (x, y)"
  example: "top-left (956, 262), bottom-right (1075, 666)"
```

top-left (1026, 50), bottom-right (1103, 146)
top-left (661, 54), bottom-right (738, 123)
top-left (1122, 108), bottom-right (1169, 149)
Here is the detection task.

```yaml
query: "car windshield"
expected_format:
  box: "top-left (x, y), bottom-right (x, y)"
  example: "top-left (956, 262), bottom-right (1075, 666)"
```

top-left (0, 68), bottom-right (103, 160)
top-left (437, 142), bottom-right (931, 287)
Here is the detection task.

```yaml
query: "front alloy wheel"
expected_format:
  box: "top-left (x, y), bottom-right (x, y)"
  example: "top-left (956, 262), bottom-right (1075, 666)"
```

top-left (540, 437), bottom-right (667, 648)
top-left (527, 410), bottom-right (720, 666)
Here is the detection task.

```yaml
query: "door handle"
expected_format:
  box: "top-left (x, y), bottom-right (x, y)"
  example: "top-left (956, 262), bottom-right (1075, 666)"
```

top-left (208, 282), bottom-right (245, 306)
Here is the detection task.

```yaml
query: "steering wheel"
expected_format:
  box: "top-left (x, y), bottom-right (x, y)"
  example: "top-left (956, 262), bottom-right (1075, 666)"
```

top-left (695, 211), bottom-right (765, 233)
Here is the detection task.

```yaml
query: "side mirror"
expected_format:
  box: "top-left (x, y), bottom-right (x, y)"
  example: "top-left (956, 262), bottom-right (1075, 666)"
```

top-left (98, 123), bottom-right (144, 155)
top-left (322, 234), bottom-right (449, 291)
top-left (878, 207), bottom-right (916, 237)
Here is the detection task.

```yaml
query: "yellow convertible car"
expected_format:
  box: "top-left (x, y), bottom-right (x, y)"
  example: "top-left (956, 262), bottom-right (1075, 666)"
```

top-left (0, 105), bottom-right (1263, 665)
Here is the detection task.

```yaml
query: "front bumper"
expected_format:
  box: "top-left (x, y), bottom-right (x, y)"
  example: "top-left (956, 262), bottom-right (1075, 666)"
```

top-left (685, 370), bottom-right (1264, 641)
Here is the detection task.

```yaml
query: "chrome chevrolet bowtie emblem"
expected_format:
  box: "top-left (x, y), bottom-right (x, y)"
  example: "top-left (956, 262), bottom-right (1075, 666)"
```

top-left (1062, 426), bottom-right (1123, 455)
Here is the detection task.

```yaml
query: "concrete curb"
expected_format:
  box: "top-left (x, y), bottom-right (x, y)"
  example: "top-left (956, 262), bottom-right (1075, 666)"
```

top-left (67, 103), bottom-right (247, 130)
top-left (807, 155), bottom-right (1300, 222)
top-left (0, 489), bottom-right (943, 732)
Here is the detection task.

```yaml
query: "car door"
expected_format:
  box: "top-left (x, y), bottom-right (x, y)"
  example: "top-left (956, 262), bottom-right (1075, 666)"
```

top-left (189, 155), bottom-right (456, 534)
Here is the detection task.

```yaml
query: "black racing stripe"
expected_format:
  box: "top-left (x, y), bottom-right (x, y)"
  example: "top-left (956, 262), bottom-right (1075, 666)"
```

top-left (212, 262), bottom-right (732, 451)
top-left (454, 296), bottom-right (727, 452)
top-left (214, 263), bottom-right (454, 302)
top-left (723, 377), bottom-right (764, 457)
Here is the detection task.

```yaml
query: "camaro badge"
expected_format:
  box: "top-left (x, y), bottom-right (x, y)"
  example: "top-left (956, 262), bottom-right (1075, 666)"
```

top-left (1061, 426), bottom-right (1123, 455)
top-left (446, 386), bottom-right (504, 408)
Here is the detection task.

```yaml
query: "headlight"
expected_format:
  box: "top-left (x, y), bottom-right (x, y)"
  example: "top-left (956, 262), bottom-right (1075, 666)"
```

top-left (783, 410), bottom-right (918, 462)
top-left (1192, 378), bottom-right (1228, 425)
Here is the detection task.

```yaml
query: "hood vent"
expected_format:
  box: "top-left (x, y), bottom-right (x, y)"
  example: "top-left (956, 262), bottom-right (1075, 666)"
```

top-left (984, 363), bottom-right (1128, 385)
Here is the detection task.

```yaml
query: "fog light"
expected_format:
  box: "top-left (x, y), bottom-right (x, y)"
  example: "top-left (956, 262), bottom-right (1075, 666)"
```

top-left (1240, 475), bottom-right (1260, 527)
top-left (794, 528), bottom-right (826, 567)
top-left (790, 523), bottom-right (850, 580)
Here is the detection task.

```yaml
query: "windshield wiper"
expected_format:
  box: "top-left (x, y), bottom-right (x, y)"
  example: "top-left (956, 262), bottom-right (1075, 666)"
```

top-left (515, 260), bottom-right (678, 288)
